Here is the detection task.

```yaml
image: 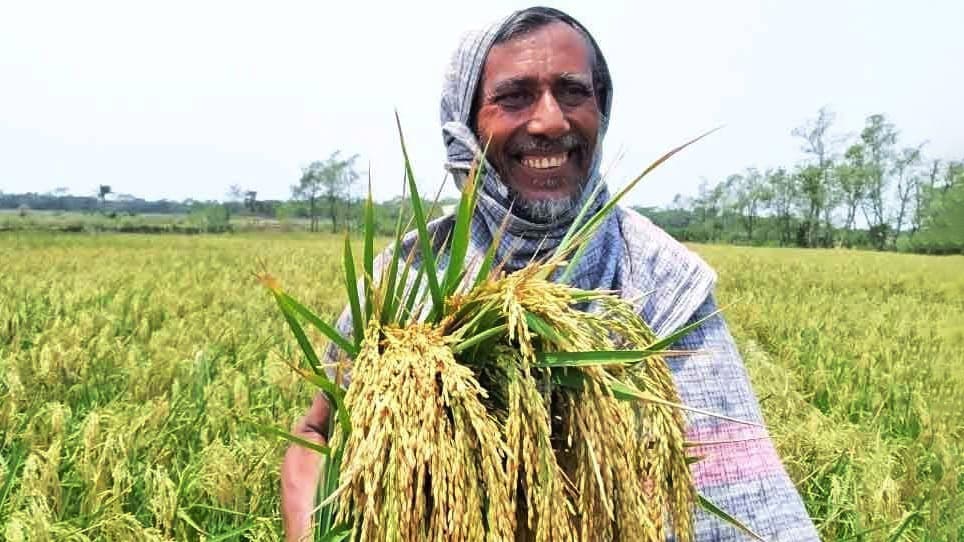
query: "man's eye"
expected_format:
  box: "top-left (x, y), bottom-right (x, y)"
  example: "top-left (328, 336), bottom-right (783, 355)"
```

top-left (496, 91), bottom-right (531, 109)
top-left (557, 85), bottom-right (592, 106)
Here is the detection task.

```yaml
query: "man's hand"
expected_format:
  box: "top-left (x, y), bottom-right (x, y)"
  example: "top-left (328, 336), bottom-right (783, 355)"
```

top-left (280, 392), bottom-right (330, 542)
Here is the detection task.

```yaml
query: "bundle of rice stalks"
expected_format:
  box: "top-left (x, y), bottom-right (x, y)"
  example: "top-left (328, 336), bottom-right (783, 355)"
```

top-left (333, 321), bottom-right (513, 541)
top-left (256, 117), bottom-right (759, 542)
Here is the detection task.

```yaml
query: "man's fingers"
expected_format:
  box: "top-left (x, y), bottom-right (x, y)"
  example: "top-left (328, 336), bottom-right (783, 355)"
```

top-left (289, 392), bottom-right (331, 449)
top-left (307, 392), bottom-right (331, 426)
top-left (293, 392), bottom-right (331, 437)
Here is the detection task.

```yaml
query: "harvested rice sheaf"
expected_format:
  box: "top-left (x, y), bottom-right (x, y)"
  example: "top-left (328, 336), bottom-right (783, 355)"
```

top-left (320, 266), bottom-right (695, 542)
top-left (262, 129), bottom-right (731, 541)
top-left (334, 322), bottom-right (513, 542)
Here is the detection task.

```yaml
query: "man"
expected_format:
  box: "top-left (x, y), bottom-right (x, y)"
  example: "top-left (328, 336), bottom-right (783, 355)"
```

top-left (281, 6), bottom-right (820, 541)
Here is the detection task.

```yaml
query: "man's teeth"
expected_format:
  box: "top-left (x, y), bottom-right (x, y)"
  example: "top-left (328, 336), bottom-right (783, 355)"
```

top-left (521, 153), bottom-right (568, 169)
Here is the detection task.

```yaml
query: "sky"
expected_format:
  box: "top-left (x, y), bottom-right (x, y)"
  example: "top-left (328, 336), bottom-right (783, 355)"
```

top-left (1, 1), bottom-right (962, 207)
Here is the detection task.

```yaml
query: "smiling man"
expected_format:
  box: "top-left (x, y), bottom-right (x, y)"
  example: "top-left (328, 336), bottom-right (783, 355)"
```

top-left (280, 7), bottom-right (820, 541)
top-left (472, 17), bottom-right (601, 222)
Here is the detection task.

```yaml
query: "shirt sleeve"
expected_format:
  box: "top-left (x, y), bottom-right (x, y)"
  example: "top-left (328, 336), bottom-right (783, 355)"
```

top-left (669, 292), bottom-right (820, 541)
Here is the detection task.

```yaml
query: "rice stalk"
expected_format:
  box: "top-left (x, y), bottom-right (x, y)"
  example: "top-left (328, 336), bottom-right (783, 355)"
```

top-left (334, 321), bottom-right (512, 542)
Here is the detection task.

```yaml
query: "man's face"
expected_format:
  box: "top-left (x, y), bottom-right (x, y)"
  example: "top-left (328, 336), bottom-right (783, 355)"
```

top-left (473, 22), bottom-right (601, 222)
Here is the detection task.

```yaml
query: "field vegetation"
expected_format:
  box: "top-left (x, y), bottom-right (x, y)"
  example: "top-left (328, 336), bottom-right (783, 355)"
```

top-left (1, 232), bottom-right (961, 540)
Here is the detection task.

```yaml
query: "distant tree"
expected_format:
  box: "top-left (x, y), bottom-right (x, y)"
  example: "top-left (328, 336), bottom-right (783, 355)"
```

top-left (793, 107), bottom-right (837, 174)
top-left (914, 161), bottom-right (964, 253)
top-left (942, 160), bottom-right (963, 194)
top-left (294, 164), bottom-right (324, 233)
top-left (913, 159), bottom-right (941, 235)
top-left (792, 107), bottom-right (839, 246)
top-left (892, 145), bottom-right (924, 243)
top-left (293, 151), bottom-right (359, 233)
top-left (836, 143), bottom-right (868, 238)
top-left (227, 183), bottom-right (250, 221)
top-left (766, 167), bottom-right (796, 245)
top-left (794, 164), bottom-right (825, 247)
top-left (98, 185), bottom-right (112, 205)
top-left (859, 114), bottom-right (898, 249)
top-left (244, 191), bottom-right (258, 213)
top-left (730, 168), bottom-right (771, 242)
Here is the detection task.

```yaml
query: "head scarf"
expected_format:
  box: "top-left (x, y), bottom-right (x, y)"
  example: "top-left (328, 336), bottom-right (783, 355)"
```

top-left (439, 6), bottom-right (626, 293)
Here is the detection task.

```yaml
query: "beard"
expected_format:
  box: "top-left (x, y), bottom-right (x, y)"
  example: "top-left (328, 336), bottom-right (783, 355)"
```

top-left (499, 133), bottom-right (592, 224)
top-left (506, 178), bottom-right (588, 224)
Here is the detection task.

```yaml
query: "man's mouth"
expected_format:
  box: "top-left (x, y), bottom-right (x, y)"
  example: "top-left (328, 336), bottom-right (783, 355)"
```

top-left (517, 151), bottom-right (571, 170)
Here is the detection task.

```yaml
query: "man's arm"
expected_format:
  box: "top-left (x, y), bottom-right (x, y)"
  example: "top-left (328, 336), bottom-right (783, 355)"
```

top-left (671, 293), bottom-right (820, 541)
top-left (280, 391), bottom-right (330, 542)
top-left (280, 303), bottom-right (353, 541)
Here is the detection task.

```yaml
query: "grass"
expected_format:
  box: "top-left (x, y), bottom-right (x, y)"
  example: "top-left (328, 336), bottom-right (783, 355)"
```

top-left (0, 231), bottom-right (961, 540)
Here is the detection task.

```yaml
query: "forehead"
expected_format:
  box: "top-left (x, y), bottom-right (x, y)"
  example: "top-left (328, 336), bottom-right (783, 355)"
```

top-left (480, 21), bottom-right (593, 88)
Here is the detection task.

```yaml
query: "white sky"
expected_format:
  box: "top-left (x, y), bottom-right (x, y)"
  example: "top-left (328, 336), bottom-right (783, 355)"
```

top-left (1, 1), bottom-right (962, 206)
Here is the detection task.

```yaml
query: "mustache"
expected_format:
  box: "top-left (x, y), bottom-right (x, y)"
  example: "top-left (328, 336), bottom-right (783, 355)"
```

top-left (506, 133), bottom-right (586, 155)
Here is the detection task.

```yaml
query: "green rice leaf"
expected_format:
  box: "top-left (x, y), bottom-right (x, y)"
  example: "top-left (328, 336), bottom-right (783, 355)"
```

top-left (524, 311), bottom-right (567, 346)
top-left (555, 127), bottom-right (721, 268)
top-left (318, 523), bottom-right (352, 542)
top-left (206, 520), bottom-right (257, 542)
top-left (395, 111), bottom-right (443, 322)
top-left (698, 493), bottom-right (767, 541)
top-left (343, 234), bottom-right (364, 349)
top-left (272, 292), bottom-right (322, 374)
top-left (450, 298), bottom-right (499, 338)
top-left (278, 361), bottom-right (350, 437)
top-left (363, 177), bottom-right (375, 321)
top-left (554, 371), bottom-right (762, 427)
top-left (645, 306), bottom-right (723, 352)
top-left (250, 422), bottom-right (330, 456)
top-left (472, 202), bottom-right (512, 290)
top-left (401, 264), bottom-right (426, 324)
top-left (184, 503), bottom-right (255, 517)
top-left (380, 201), bottom-right (409, 326)
top-left (387, 237), bottom-right (420, 328)
top-left (274, 290), bottom-right (357, 358)
top-left (177, 509), bottom-right (208, 536)
top-left (607, 380), bottom-right (763, 427)
top-left (318, 444), bottom-right (346, 533)
top-left (380, 239), bottom-right (402, 326)
top-left (279, 358), bottom-right (344, 401)
top-left (555, 177), bottom-right (607, 260)
top-left (452, 323), bottom-right (508, 354)
top-left (686, 454), bottom-right (705, 465)
top-left (835, 512), bottom-right (919, 542)
top-left (550, 368), bottom-right (587, 390)
top-left (442, 157), bottom-right (484, 298)
top-left (0, 443), bottom-right (24, 513)
top-left (885, 512), bottom-right (918, 542)
top-left (535, 349), bottom-right (665, 368)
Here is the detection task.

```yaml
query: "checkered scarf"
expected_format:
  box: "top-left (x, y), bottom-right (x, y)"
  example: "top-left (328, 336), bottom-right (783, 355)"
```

top-left (438, 6), bottom-right (622, 293)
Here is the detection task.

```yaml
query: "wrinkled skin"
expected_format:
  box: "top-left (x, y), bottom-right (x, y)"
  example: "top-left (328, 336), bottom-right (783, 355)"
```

top-left (279, 21), bottom-right (602, 541)
top-left (473, 21), bottom-right (601, 221)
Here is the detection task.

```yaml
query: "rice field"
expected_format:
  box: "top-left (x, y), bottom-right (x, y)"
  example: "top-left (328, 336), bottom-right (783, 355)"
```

top-left (1, 232), bottom-right (962, 541)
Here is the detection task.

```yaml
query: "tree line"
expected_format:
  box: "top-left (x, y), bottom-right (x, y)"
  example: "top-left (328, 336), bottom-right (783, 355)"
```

top-left (4, 110), bottom-right (961, 252)
top-left (636, 108), bottom-right (964, 255)
top-left (1, 150), bottom-right (446, 235)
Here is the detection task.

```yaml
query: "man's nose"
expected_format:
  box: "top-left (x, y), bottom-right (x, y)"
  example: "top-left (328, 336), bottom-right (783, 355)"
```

top-left (527, 91), bottom-right (570, 139)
